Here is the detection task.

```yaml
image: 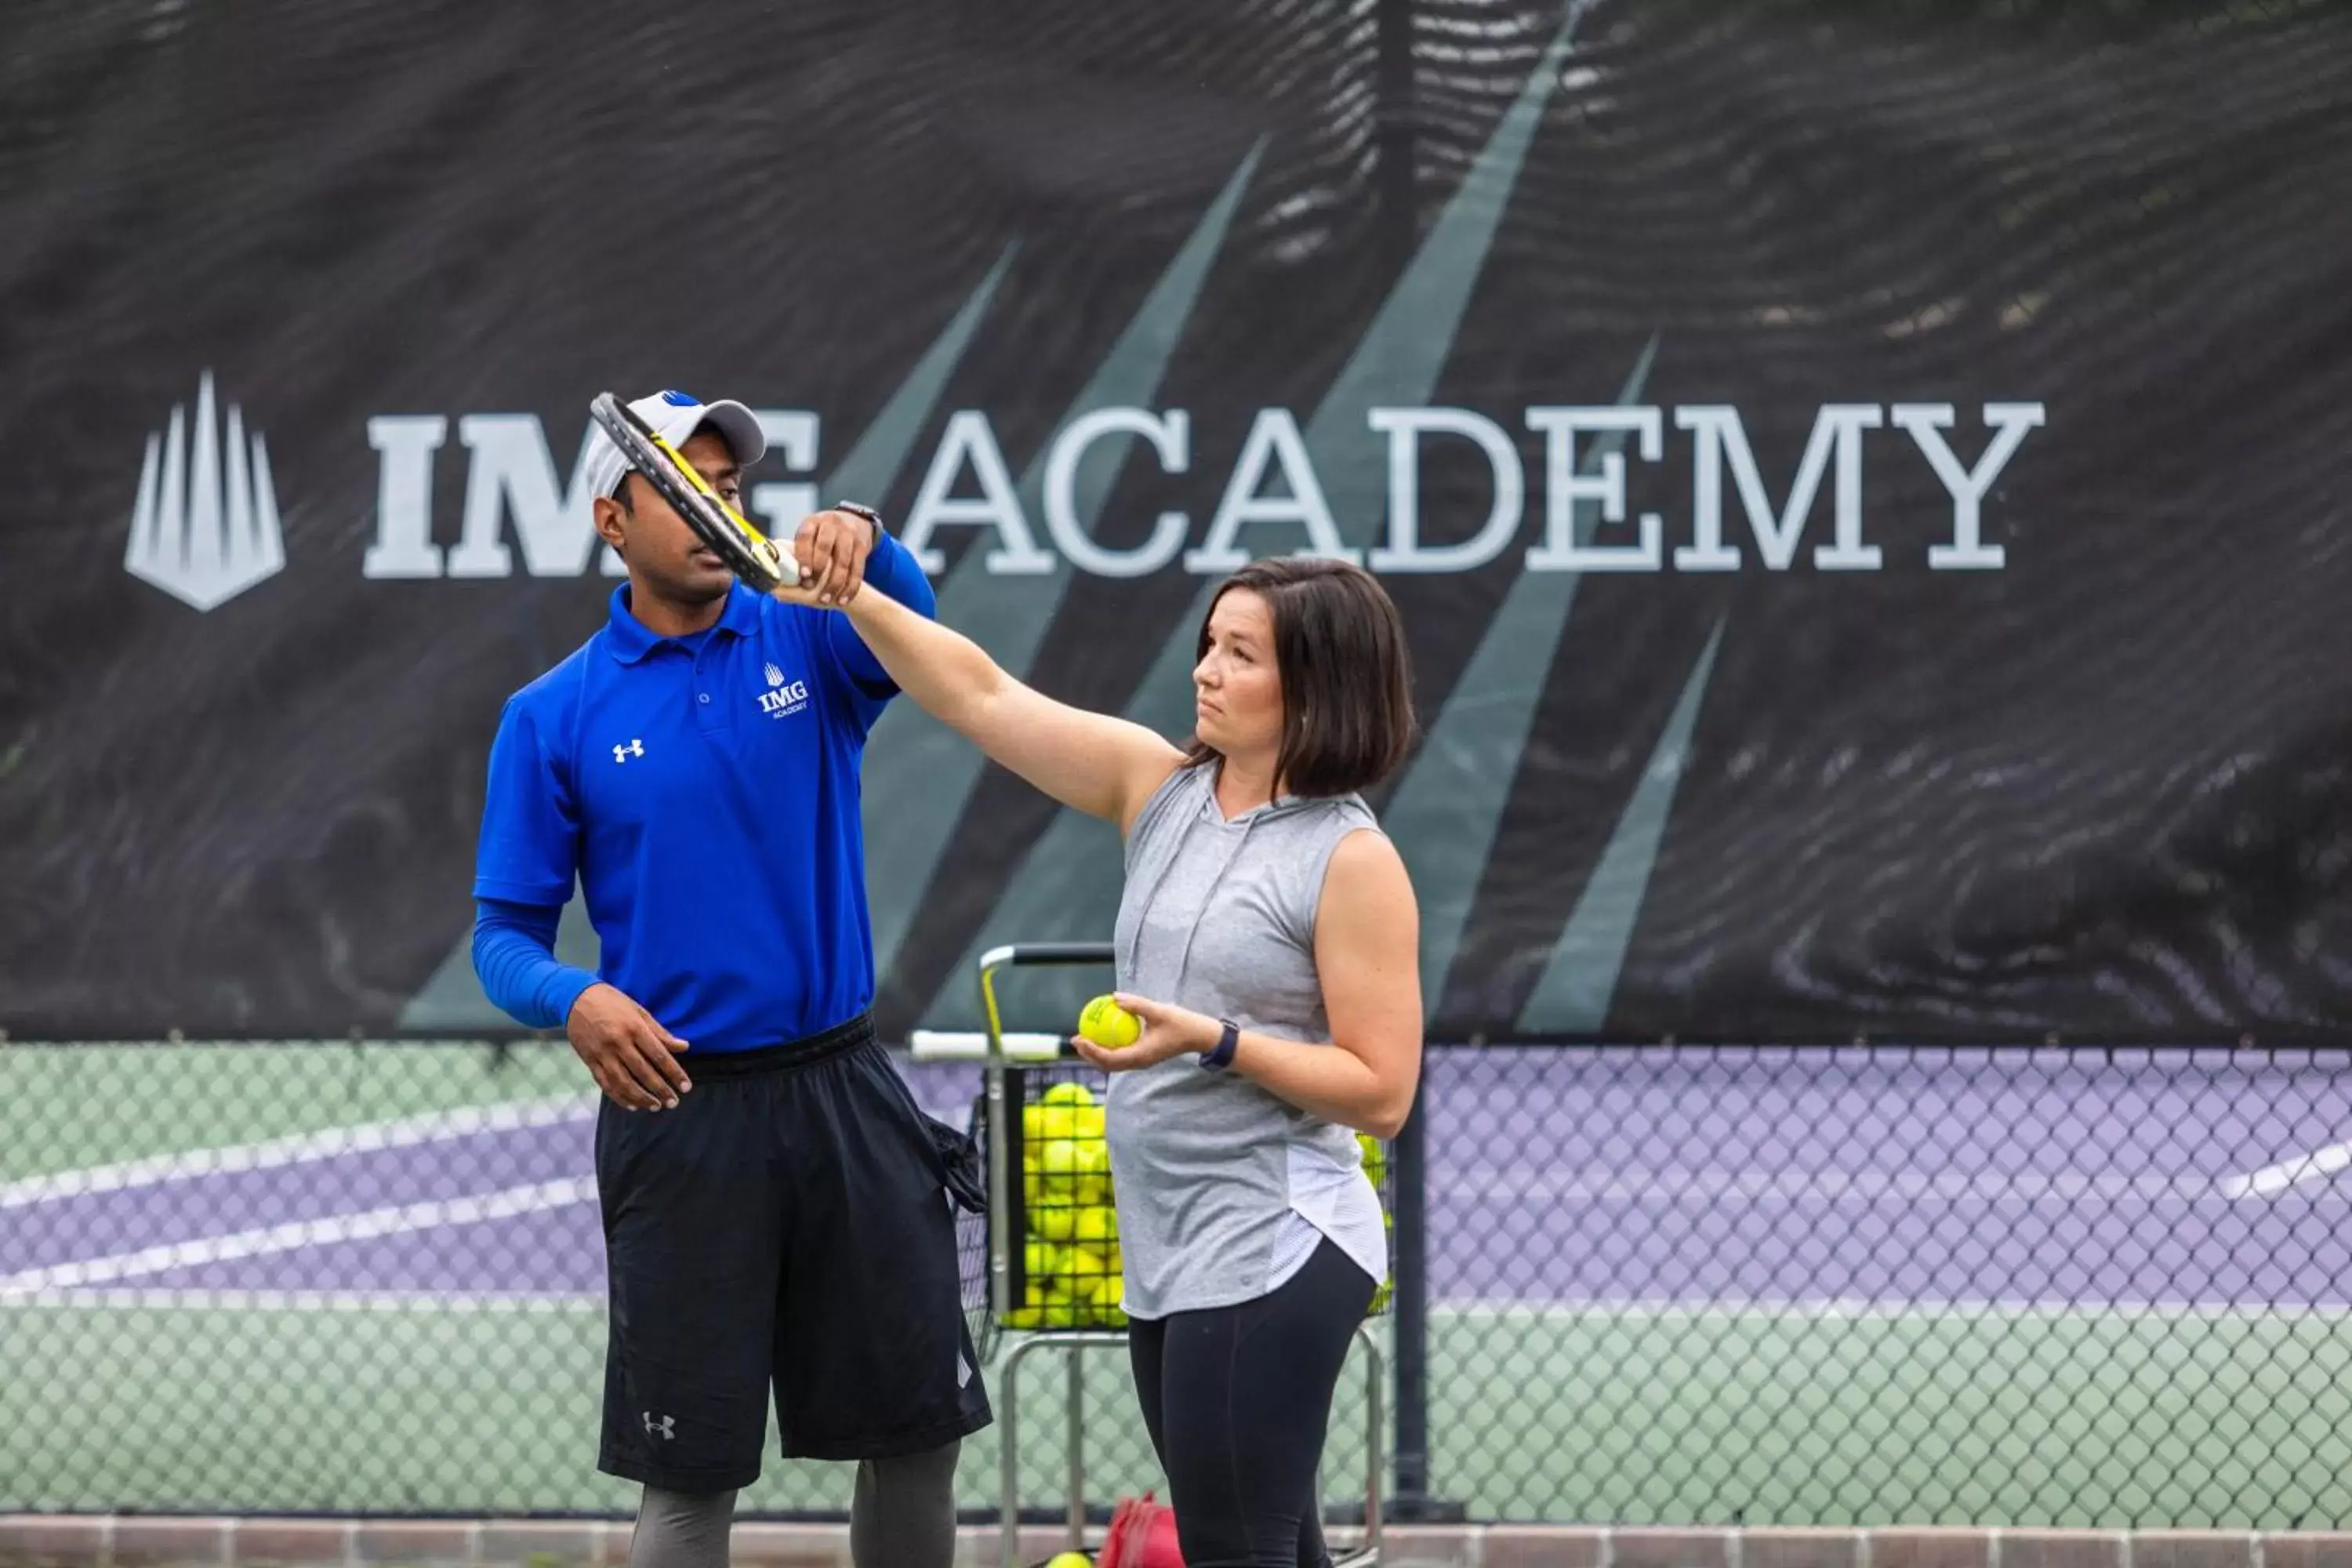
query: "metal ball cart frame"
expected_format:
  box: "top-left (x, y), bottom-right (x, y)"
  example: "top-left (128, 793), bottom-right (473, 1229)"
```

top-left (911, 942), bottom-right (1388, 1568)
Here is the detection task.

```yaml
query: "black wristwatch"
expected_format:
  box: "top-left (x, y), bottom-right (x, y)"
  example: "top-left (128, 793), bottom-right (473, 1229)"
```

top-left (1200, 1018), bottom-right (1240, 1072)
top-left (833, 500), bottom-right (884, 539)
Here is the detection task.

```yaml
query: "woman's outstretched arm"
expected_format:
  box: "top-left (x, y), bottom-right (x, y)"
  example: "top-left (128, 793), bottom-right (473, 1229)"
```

top-left (821, 579), bottom-right (1185, 831)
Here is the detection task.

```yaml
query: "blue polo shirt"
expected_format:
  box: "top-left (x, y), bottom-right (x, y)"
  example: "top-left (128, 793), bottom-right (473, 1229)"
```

top-left (470, 536), bottom-right (936, 1051)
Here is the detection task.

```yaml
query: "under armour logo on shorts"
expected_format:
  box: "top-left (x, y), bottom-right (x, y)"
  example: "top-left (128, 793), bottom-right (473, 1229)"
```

top-left (643, 1411), bottom-right (675, 1440)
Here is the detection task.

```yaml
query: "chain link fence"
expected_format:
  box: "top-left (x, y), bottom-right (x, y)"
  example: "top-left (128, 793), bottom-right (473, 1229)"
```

top-left (1416, 1045), bottom-right (2352, 1526)
top-left (5, 1040), bottom-right (2352, 1526)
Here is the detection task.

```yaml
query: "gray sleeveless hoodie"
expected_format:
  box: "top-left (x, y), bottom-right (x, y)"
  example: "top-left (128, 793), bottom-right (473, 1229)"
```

top-left (1108, 761), bottom-right (1389, 1318)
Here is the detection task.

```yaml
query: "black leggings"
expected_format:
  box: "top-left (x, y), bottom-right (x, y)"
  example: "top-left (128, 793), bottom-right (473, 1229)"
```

top-left (1126, 1240), bottom-right (1377, 1568)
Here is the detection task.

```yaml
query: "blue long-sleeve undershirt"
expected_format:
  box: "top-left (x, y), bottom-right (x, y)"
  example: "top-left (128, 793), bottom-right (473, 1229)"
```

top-left (470, 897), bottom-right (599, 1030)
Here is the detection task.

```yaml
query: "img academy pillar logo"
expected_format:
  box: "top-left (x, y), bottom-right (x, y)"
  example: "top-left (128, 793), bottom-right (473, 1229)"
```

top-left (125, 372), bottom-right (287, 612)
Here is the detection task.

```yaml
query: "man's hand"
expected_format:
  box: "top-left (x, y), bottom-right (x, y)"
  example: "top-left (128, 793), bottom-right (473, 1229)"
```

top-left (789, 508), bottom-right (878, 606)
top-left (567, 982), bottom-right (691, 1110)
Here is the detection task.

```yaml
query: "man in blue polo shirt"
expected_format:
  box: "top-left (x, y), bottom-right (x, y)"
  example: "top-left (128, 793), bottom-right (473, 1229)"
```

top-left (470, 390), bottom-right (985, 1568)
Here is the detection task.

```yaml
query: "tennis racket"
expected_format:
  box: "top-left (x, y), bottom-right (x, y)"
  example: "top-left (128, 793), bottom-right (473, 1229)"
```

top-left (589, 390), bottom-right (799, 593)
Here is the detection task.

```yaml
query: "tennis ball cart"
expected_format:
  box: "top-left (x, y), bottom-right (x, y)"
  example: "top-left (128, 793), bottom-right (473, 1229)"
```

top-left (911, 942), bottom-right (1392, 1568)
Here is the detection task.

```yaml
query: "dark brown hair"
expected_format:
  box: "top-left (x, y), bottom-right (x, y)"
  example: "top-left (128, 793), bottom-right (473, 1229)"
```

top-left (1182, 557), bottom-right (1417, 797)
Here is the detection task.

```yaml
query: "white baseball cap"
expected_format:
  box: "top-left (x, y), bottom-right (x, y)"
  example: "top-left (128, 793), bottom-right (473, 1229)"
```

top-left (585, 388), bottom-right (768, 499)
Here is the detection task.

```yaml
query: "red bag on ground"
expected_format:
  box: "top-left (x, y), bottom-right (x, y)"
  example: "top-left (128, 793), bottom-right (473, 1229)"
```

top-left (1100, 1491), bottom-right (1183, 1568)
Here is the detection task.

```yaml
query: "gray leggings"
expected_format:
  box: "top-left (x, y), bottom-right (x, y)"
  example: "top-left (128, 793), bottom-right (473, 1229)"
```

top-left (626, 1439), bottom-right (962, 1568)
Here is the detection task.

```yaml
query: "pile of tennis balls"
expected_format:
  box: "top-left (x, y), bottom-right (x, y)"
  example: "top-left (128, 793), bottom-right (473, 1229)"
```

top-left (1002, 1079), bottom-right (1122, 1329)
top-left (998, 996), bottom-right (1394, 1330)
top-left (1362, 1130), bottom-right (1394, 1315)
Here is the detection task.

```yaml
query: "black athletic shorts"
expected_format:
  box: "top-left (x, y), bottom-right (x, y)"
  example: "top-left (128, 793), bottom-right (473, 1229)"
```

top-left (593, 1011), bottom-right (992, 1490)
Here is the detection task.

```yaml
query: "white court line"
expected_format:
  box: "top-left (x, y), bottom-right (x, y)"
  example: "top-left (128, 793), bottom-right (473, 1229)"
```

top-left (0, 1176), bottom-right (597, 1294)
top-left (0, 1094), bottom-right (596, 1210)
top-left (2219, 1142), bottom-right (2352, 1199)
top-left (8, 1292), bottom-right (2341, 1318)
top-left (1442, 1170), bottom-right (2247, 1203)
top-left (1432, 1296), bottom-right (2352, 1319)
top-left (0, 1288), bottom-right (603, 1312)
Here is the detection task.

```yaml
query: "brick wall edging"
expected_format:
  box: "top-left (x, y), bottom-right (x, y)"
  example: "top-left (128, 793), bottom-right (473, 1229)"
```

top-left (0, 1516), bottom-right (2318, 1568)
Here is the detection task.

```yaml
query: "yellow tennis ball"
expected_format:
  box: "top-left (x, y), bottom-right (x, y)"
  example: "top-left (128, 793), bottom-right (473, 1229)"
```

top-left (1046, 1554), bottom-right (1094, 1568)
top-left (1077, 994), bottom-right (1142, 1049)
top-left (1033, 1103), bottom-right (1084, 1142)
top-left (1041, 1082), bottom-right (1097, 1108)
top-left (1074, 1205), bottom-right (1119, 1243)
top-left (1065, 1244), bottom-right (1115, 1287)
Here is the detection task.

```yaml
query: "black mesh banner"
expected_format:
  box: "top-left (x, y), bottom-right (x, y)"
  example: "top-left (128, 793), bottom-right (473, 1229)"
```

top-left (3, 0), bottom-right (2349, 1042)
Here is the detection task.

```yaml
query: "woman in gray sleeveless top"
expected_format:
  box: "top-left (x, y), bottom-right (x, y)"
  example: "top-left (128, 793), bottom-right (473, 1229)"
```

top-left (789, 556), bottom-right (1422, 1568)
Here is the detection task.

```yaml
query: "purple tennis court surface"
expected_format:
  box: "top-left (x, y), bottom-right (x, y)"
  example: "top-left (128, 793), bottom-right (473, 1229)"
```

top-left (7, 1050), bottom-right (2351, 1308)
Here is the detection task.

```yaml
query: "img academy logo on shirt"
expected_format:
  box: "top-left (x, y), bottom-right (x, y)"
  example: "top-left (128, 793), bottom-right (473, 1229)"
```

top-left (758, 662), bottom-right (811, 719)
